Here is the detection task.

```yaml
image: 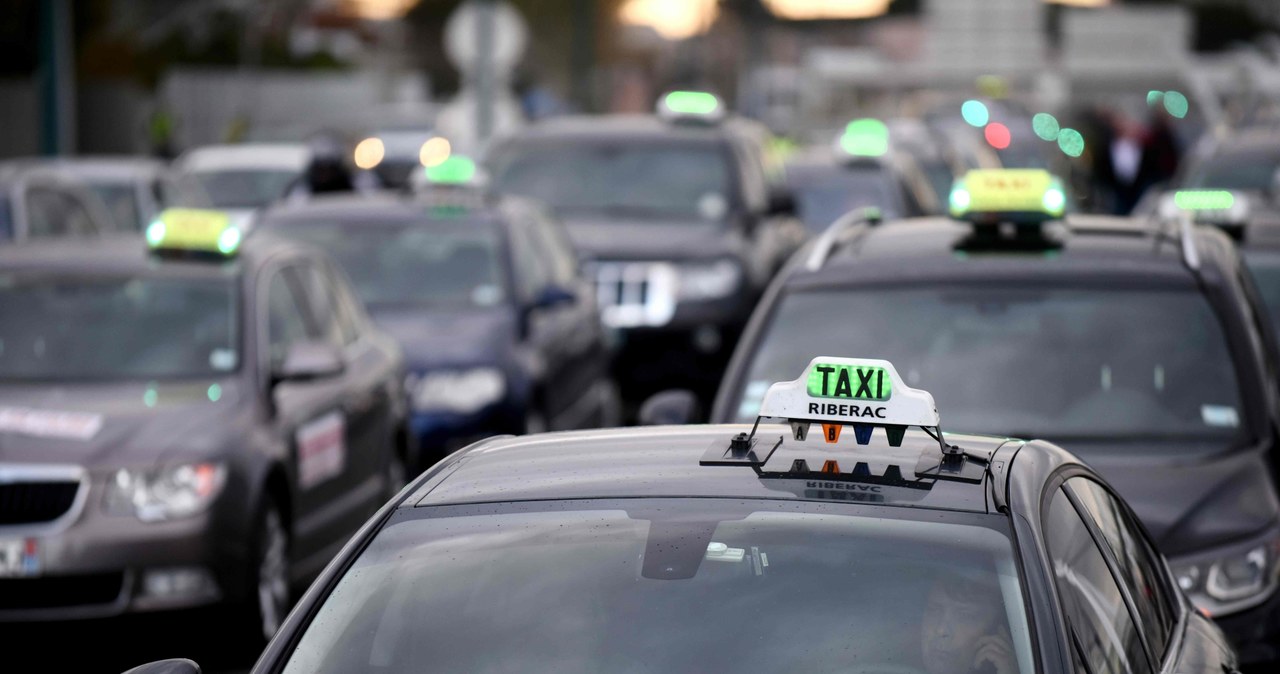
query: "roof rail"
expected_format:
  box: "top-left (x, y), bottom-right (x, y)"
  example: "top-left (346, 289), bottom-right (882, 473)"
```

top-left (805, 207), bottom-right (882, 271)
top-left (1177, 211), bottom-right (1201, 271)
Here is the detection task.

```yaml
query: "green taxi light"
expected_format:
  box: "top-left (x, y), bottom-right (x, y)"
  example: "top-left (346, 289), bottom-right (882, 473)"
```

top-left (1042, 186), bottom-right (1066, 216)
top-left (424, 155), bottom-right (477, 185)
top-left (949, 183), bottom-right (972, 216)
top-left (663, 91), bottom-right (720, 116)
top-left (147, 208), bottom-right (240, 256)
top-left (839, 118), bottom-right (889, 158)
top-left (1174, 190), bottom-right (1234, 211)
top-left (806, 363), bottom-right (892, 402)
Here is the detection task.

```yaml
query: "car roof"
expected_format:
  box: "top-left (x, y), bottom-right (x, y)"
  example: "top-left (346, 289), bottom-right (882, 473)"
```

top-left (0, 232), bottom-right (304, 279)
top-left (406, 424), bottom-right (1012, 514)
top-left (174, 144), bottom-right (311, 172)
top-left (259, 191), bottom-right (521, 226)
top-left (0, 156), bottom-right (164, 180)
top-left (501, 114), bottom-right (744, 144)
top-left (794, 215), bottom-right (1235, 288)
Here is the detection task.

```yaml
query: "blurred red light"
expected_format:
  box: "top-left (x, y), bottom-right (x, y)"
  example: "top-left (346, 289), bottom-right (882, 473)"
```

top-left (985, 123), bottom-right (1011, 150)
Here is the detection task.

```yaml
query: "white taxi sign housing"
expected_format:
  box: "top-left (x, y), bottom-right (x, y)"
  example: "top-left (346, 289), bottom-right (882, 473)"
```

top-left (759, 357), bottom-right (939, 428)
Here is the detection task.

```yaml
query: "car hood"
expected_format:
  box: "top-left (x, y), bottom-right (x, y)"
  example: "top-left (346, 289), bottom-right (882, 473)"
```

top-left (1065, 441), bottom-right (1280, 557)
top-left (0, 380), bottom-right (248, 469)
top-left (368, 306), bottom-right (515, 369)
top-left (559, 216), bottom-right (739, 261)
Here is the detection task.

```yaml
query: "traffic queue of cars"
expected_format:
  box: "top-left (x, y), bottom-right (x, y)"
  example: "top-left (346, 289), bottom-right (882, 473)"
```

top-left (2, 92), bottom-right (1279, 673)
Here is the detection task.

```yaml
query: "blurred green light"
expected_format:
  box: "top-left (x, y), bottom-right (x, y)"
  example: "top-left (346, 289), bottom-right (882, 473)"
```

top-left (961, 100), bottom-right (989, 127)
top-left (1043, 187), bottom-right (1066, 215)
top-left (1163, 90), bottom-right (1189, 119)
top-left (1147, 90), bottom-right (1164, 107)
top-left (949, 184), bottom-right (971, 216)
top-left (1057, 128), bottom-right (1085, 158)
top-left (1174, 190), bottom-right (1234, 211)
top-left (425, 155), bottom-right (477, 184)
top-left (1032, 113), bottom-right (1060, 142)
top-left (143, 387), bottom-right (157, 408)
top-left (145, 220), bottom-right (166, 247)
top-left (663, 91), bottom-right (720, 116)
top-left (216, 227), bottom-right (241, 255)
top-left (840, 118), bottom-right (889, 157)
top-left (207, 383), bottom-right (222, 402)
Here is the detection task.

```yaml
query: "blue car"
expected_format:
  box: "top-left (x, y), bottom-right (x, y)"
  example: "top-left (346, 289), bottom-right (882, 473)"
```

top-left (258, 190), bottom-right (618, 470)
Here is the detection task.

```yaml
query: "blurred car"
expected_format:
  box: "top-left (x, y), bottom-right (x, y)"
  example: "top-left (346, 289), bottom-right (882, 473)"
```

top-left (0, 210), bottom-right (406, 643)
top-left (701, 169), bottom-right (1280, 665)
top-left (0, 161), bottom-right (119, 243)
top-left (169, 144), bottom-right (311, 227)
top-left (1137, 129), bottom-right (1280, 220)
top-left (128, 357), bottom-right (1237, 674)
top-left (2, 157), bottom-right (168, 231)
top-left (353, 126), bottom-right (443, 190)
top-left (785, 120), bottom-right (940, 233)
top-left (257, 186), bottom-right (617, 467)
top-left (487, 91), bottom-right (806, 409)
top-left (887, 117), bottom-right (993, 207)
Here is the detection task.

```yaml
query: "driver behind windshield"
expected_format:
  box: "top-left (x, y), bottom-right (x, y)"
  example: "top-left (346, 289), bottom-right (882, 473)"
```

top-left (920, 572), bottom-right (1017, 674)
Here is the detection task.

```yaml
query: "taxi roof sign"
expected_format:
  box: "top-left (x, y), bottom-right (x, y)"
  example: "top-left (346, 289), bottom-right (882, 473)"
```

top-left (656, 90), bottom-right (726, 124)
top-left (424, 155), bottom-right (478, 185)
top-left (759, 357), bottom-right (940, 429)
top-left (146, 208), bottom-right (241, 256)
top-left (949, 169), bottom-right (1066, 223)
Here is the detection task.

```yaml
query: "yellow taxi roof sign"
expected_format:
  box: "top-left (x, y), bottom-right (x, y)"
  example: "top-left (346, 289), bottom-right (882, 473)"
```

top-left (949, 169), bottom-right (1066, 223)
top-left (146, 208), bottom-right (241, 256)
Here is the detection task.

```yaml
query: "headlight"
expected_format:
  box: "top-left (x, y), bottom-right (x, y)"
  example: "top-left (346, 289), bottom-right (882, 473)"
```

top-left (407, 368), bottom-right (505, 414)
top-left (104, 463), bottom-right (226, 522)
top-left (1173, 538), bottom-right (1280, 616)
top-left (677, 260), bottom-right (742, 301)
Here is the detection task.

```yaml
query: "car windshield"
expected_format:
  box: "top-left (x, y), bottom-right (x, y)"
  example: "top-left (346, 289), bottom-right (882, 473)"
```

top-left (1185, 150), bottom-right (1280, 191)
top-left (176, 170), bottom-right (299, 209)
top-left (282, 500), bottom-right (1033, 674)
top-left (490, 140), bottom-right (731, 223)
top-left (266, 218), bottom-right (505, 308)
top-left (729, 287), bottom-right (1245, 448)
top-left (787, 163), bottom-right (902, 231)
top-left (87, 182), bottom-right (141, 231)
top-left (0, 274), bottom-right (239, 381)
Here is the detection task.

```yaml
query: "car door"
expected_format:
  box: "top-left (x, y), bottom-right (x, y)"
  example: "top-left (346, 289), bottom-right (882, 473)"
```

top-left (526, 209), bottom-right (610, 427)
top-left (1066, 477), bottom-right (1239, 674)
top-left (1042, 484), bottom-right (1155, 674)
top-left (262, 262), bottom-right (379, 575)
top-left (21, 183), bottom-right (100, 240)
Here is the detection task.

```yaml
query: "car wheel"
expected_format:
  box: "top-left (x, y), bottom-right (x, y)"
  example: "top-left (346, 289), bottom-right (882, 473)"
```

top-left (251, 501), bottom-right (290, 643)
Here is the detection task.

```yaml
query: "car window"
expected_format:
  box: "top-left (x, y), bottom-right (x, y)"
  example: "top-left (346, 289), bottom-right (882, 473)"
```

top-left (1045, 488), bottom-right (1153, 674)
top-left (785, 164), bottom-right (903, 231)
top-left (266, 267), bottom-right (315, 369)
top-left (526, 212), bottom-right (576, 286)
top-left (490, 139), bottom-right (732, 224)
top-left (1185, 150), bottom-right (1280, 191)
top-left (0, 195), bottom-right (12, 241)
top-left (281, 500), bottom-right (1034, 674)
top-left (87, 182), bottom-right (142, 231)
top-left (264, 217), bottom-right (507, 309)
top-left (730, 287), bottom-right (1247, 454)
top-left (322, 261), bottom-right (363, 346)
top-left (25, 187), bottom-right (98, 238)
top-left (1067, 478), bottom-right (1177, 661)
top-left (295, 262), bottom-right (346, 349)
top-left (0, 273), bottom-right (239, 380)
top-left (1243, 252), bottom-right (1280, 339)
top-left (507, 220), bottom-right (552, 300)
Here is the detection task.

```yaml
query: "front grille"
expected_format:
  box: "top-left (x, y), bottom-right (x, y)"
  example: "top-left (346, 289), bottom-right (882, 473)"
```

top-left (0, 572), bottom-right (125, 610)
top-left (0, 481), bottom-right (81, 526)
top-left (590, 261), bottom-right (677, 328)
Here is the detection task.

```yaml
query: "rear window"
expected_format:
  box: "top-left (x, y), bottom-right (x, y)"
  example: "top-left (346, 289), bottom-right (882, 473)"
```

top-left (1185, 150), bottom-right (1280, 191)
top-left (282, 500), bottom-right (1033, 674)
top-left (787, 163), bottom-right (903, 231)
top-left (730, 286), bottom-right (1246, 450)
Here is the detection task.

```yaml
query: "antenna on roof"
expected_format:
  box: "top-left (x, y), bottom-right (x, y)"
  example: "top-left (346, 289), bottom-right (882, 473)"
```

top-left (1178, 210), bottom-right (1200, 271)
top-left (805, 207), bottom-right (882, 271)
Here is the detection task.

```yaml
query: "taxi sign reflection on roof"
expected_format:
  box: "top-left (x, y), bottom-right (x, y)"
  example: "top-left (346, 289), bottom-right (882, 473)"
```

top-left (146, 208), bottom-right (241, 256)
top-left (949, 169), bottom-right (1066, 223)
top-left (759, 357), bottom-right (939, 429)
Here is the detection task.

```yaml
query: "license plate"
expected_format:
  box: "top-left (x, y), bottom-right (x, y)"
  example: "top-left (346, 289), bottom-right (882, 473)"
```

top-left (0, 538), bottom-right (40, 578)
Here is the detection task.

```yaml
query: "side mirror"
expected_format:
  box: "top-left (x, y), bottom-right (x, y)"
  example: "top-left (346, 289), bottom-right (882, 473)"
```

top-left (638, 389), bottom-right (701, 426)
top-left (767, 187), bottom-right (797, 217)
top-left (532, 285), bottom-right (576, 309)
top-left (273, 341), bottom-right (344, 384)
top-left (122, 660), bottom-right (201, 674)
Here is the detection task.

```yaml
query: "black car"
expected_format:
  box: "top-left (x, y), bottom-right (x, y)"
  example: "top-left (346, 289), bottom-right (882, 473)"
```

top-left (785, 121), bottom-right (940, 233)
top-left (704, 170), bottom-right (1280, 665)
top-left (486, 92), bottom-right (806, 410)
top-left (257, 190), bottom-right (617, 467)
top-left (0, 211), bottom-right (406, 643)
top-left (130, 357), bottom-right (1236, 674)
